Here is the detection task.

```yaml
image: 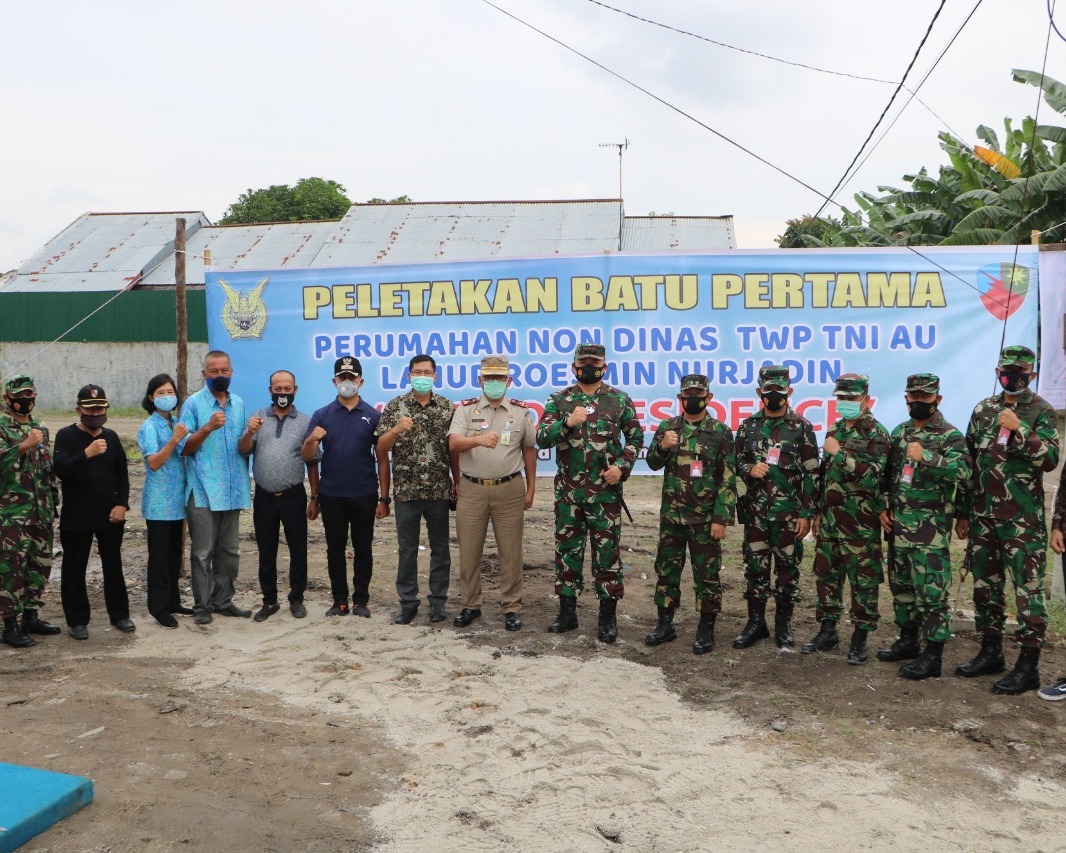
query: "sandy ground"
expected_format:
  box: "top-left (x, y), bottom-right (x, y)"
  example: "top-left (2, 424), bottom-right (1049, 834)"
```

top-left (3, 417), bottom-right (1066, 852)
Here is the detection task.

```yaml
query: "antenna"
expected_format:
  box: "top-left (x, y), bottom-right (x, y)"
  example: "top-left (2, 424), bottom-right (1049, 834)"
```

top-left (599, 138), bottom-right (630, 200)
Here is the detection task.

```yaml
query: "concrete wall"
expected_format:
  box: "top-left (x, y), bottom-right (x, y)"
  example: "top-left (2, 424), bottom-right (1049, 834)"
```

top-left (0, 342), bottom-right (210, 408)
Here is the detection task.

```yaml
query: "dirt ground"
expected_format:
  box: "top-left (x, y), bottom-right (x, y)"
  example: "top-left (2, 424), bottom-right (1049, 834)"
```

top-left (3, 416), bottom-right (1066, 851)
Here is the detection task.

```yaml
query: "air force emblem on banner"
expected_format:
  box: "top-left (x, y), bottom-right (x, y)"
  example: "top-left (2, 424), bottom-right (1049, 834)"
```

top-left (976, 263), bottom-right (1029, 321)
top-left (220, 277), bottom-right (268, 339)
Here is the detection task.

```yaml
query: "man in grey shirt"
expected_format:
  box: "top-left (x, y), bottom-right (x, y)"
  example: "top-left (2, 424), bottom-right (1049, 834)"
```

top-left (239, 370), bottom-right (319, 621)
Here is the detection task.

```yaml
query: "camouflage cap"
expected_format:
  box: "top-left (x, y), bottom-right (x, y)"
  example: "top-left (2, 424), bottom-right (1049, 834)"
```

top-left (480, 354), bottom-right (510, 376)
top-left (679, 374), bottom-right (710, 393)
top-left (833, 373), bottom-right (869, 397)
top-left (4, 374), bottom-right (35, 395)
top-left (758, 365), bottom-right (791, 391)
top-left (574, 343), bottom-right (606, 360)
top-left (998, 344), bottom-right (1036, 369)
top-left (905, 373), bottom-right (940, 394)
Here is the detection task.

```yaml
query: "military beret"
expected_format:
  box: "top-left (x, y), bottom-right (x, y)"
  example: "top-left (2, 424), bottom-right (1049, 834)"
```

top-left (998, 344), bottom-right (1036, 369)
top-left (905, 373), bottom-right (940, 394)
top-left (758, 365), bottom-right (791, 391)
top-left (833, 373), bottom-right (869, 397)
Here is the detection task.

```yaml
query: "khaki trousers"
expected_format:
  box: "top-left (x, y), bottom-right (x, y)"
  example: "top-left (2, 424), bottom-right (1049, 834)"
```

top-left (456, 475), bottom-right (525, 612)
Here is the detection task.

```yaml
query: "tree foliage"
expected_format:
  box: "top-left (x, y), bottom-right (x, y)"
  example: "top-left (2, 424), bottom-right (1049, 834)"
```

top-left (220, 177), bottom-right (353, 224)
top-left (779, 69), bottom-right (1066, 247)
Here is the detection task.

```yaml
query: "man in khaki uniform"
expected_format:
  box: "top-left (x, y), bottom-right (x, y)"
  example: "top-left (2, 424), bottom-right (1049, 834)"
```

top-left (448, 355), bottom-right (537, 631)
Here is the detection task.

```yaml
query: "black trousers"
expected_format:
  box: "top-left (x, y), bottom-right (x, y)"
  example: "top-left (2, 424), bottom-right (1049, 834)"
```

top-left (253, 484), bottom-right (308, 605)
top-left (318, 494), bottom-right (376, 606)
top-left (60, 524), bottom-right (129, 627)
top-left (145, 519), bottom-right (185, 617)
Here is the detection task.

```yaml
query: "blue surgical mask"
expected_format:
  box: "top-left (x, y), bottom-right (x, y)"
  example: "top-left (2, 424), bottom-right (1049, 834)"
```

top-left (154, 395), bottom-right (178, 412)
top-left (836, 400), bottom-right (863, 420)
top-left (482, 379), bottom-right (508, 400)
top-left (206, 375), bottom-right (231, 393)
top-left (410, 377), bottom-right (435, 395)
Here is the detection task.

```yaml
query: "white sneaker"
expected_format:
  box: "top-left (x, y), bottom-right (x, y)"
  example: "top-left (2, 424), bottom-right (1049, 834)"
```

top-left (1037, 677), bottom-right (1066, 702)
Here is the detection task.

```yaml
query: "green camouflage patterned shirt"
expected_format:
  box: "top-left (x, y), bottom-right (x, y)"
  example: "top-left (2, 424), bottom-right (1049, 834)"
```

top-left (817, 411), bottom-right (890, 541)
top-left (646, 414), bottom-right (736, 525)
top-left (883, 411), bottom-right (970, 550)
top-left (0, 412), bottom-right (56, 527)
top-left (537, 382), bottom-right (644, 503)
top-left (735, 407), bottom-right (819, 520)
top-left (958, 389), bottom-right (1059, 524)
top-left (375, 391), bottom-right (454, 502)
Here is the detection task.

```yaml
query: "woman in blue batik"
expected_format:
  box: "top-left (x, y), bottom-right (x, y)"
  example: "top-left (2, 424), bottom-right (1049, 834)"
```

top-left (137, 374), bottom-right (191, 628)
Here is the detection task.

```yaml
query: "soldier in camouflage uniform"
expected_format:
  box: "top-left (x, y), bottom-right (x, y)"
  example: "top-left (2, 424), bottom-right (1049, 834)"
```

top-left (802, 373), bottom-right (890, 664)
top-left (1038, 470), bottom-right (1066, 700)
top-left (537, 342), bottom-right (644, 643)
top-left (0, 374), bottom-right (61, 648)
top-left (645, 374), bottom-right (736, 654)
top-left (877, 373), bottom-right (970, 679)
top-left (955, 345), bottom-right (1058, 695)
top-left (733, 365), bottom-right (818, 650)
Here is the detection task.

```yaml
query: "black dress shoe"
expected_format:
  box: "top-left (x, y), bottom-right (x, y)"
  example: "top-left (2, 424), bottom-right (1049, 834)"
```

top-left (153, 612), bottom-right (179, 629)
top-left (215, 604), bottom-right (252, 618)
top-left (395, 605), bottom-right (419, 625)
top-left (254, 602), bottom-right (281, 622)
top-left (172, 606), bottom-right (195, 616)
top-left (290, 601), bottom-right (307, 619)
top-left (504, 612), bottom-right (522, 632)
top-left (112, 618), bottom-right (136, 633)
top-left (429, 603), bottom-right (447, 623)
top-left (69, 625), bottom-right (89, 640)
top-left (194, 611), bottom-right (213, 625)
top-left (453, 608), bottom-right (482, 627)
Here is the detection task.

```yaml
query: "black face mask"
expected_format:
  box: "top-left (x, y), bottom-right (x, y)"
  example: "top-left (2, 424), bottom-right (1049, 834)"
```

top-left (761, 391), bottom-right (788, 411)
top-left (8, 397), bottom-right (35, 415)
top-left (271, 392), bottom-right (294, 410)
top-left (998, 371), bottom-right (1031, 393)
top-left (207, 375), bottom-right (232, 393)
top-left (575, 364), bottom-right (604, 385)
top-left (682, 396), bottom-right (707, 415)
top-left (80, 413), bottom-right (108, 431)
top-left (907, 401), bottom-right (938, 421)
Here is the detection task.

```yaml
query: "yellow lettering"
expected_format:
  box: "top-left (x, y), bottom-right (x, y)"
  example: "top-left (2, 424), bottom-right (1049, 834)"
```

top-left (526, 278), bottom-right (558, 312)
top-left (807, 273), bottom-right (834, 308)
top-left (866, 272), bottom-right (911, 307)
top-left (378, 283), bottom-right (403, 317)
top-left (744, 273), bottom-right (771, 309)
top-left (405, 282), bottom-right (429, 316)
top-left (427, 281), bottom-right (459, 315)
top-left (832, 273), bottom-right (866, 308)
top-left (303, 286), bottom-right (330, 320)
top-left (770, 274), bottom-right (804, 308)
top-left (572, 277), bottom-right (605, 311)
top-left (912, 272), bottom-right (946, 307)
top-left (494, 279), bottom-right (525, 313)
top-left (663, 274), bottom-right (698, 310)
top-left (711, 274), bottom-right (743, 309)
top-left (459, 279), bottom-right (493, 314)
top-left (354, 284), bottom-right (377, 317)
top-left (604, 276), bottom-right (640, 311)
top-left (332, 284), bottom-right (356, 319)
top-left (632, 275), bottom-right (662, 309)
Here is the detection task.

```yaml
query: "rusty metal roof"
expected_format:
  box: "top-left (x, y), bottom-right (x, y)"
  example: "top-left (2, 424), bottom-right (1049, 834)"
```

top-left (623, 215), bottom-right (736, 252)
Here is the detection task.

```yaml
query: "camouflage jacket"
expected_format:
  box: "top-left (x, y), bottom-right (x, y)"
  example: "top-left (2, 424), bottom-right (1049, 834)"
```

top-left (375, 391), bottom-right (454, 502)
top-left (537, 382), bottom-right (644, 503)
top-left (1052, 467), bottom-right (1066, 531)
top-left (958, 390), bottom-right (1059, 524)
top-left (646, 414), bottom-right (736, 526)
top-left (817, 412), bottom-right (890, 541)
top-left (735, 407), bottom-right (819, 521)
top-left (0, 412), bottom-right (57, 528)
top-left (883, 411), bottom-right (970, 550)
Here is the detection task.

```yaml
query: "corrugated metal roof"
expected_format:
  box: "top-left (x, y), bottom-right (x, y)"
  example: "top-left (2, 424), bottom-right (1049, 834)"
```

top-left (314, 200), bottom-right (626, 266)
top-left (622, 216), bottom-right (736, 252)
top-left (140, 221), bottom-right (337, 286)
top-left (6, 211), bottom-right (209, 292)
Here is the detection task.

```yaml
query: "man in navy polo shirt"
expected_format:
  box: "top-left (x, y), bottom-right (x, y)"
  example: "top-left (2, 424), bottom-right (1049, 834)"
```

top-left (302, 356), bottom-right (384, 617)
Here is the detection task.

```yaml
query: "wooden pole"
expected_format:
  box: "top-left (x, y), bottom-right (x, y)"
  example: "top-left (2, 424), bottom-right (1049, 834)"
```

top-left (175, 218), bottom-right (188, 401)
top-left (1032, 229), bottom-right (1041, 245)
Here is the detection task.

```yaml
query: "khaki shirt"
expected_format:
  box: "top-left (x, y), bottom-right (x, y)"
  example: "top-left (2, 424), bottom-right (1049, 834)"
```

top-left (449, 395), bottom-right (535, 480)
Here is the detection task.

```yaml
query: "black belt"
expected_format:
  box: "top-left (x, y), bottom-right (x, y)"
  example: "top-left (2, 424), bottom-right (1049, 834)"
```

top-left (257, 483), bottom-right (304, 498)
top-left (462, 472), bottom-right (521, 487)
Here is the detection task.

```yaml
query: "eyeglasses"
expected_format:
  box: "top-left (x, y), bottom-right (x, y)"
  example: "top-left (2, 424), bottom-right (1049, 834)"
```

top-left (409, 369), bottom-right (436, 377)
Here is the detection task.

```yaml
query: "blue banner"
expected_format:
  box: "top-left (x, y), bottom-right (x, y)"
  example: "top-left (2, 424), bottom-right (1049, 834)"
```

top-left (206, 247), bottom-right (1039, 474)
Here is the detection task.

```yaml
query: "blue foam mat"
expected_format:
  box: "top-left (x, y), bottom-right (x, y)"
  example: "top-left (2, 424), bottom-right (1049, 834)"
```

top-left (0, 762), bottom-right (93, 853)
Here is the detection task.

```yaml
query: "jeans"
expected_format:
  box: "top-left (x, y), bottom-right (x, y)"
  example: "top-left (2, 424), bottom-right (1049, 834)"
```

top-left (253, 485), bottom-right (308, 605)
top-left (319, 493), bottom-right (376, 606)
top-left (394, 499), bottom-right (451, 606)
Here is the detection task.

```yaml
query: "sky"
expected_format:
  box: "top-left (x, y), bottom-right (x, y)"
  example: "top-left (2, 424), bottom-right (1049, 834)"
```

top-left (2, 0), bottom-right (1064, 269)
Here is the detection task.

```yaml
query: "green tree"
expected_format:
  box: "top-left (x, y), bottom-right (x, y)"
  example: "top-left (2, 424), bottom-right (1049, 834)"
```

top-left (779, 69), bottom-right (1066, 247)
top-left (219, 177), bottom-right (353, 224)
top-left (366, 195), bottom-right (413, 204)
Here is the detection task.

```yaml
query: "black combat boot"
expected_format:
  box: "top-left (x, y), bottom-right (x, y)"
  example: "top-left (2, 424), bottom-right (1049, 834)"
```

top-left (597, 598), bottom-right (618, 644)
top-left (801, 620), bottom-right (839, 654)
top-left (774, 599), bottom-right (795, 649)
top-left (846, 627), bottom-right (868, 665)
top-left (954, 635), bottom-right (1005, 677)
top-left (900, 640), bottom-right (943, 680)
top-left (22, 609), bottom-right (62, 636)
top-left (547, 596), bottom-right (578, 633)
top-left (991, 646), bottom-right (1041, 695)
top-left (692, 613), bottom-right (716, 655)
top-left (645, 606), bottom-right (677, 646)
top-left (732, 599), bottom-right (770, 649)
top-left (2, 617), bottom-right (35, 648)
top-left (876, 624), bottom-right (921, 662)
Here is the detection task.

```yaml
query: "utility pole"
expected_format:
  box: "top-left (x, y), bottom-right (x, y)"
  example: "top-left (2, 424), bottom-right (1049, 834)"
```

top-left (600, 139), bottom-right (630, 250)
top-left (175, 218), bottom-right (188, 401)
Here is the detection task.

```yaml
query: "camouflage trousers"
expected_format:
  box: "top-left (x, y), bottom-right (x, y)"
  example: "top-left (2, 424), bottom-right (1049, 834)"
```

top-left (888, 545), bottom-right (951, 643)
top-left (0, 521), bottom-right (54, 619)
top-left (812, 537), bottom-right (883, 631)
top-left (554, 498), bottom-right (623, 600)
top-left (968, 516), bottom-right (1047, 647)
top-left (653, 517), bottom-right (721, 614)
top-left (741, 512), bottom-right (804, 604)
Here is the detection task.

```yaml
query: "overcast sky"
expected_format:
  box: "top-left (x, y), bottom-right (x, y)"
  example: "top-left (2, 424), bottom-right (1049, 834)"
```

top-left (2, 0), bottom-right (1063, 268)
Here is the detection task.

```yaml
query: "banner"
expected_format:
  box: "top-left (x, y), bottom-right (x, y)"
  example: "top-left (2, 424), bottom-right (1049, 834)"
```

top-left (206, 247), bottom-right (1039, 474)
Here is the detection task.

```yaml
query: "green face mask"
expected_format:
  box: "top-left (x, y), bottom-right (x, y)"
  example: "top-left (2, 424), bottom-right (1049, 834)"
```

top-left (836, 400), bottom-right (863, 420)
top-left (410, 377), bottom-right (435, 395)
top-left (482, 379), bottom-right (508, 400)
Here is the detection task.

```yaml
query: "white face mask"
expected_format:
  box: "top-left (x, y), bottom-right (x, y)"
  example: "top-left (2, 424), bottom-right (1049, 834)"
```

top-left (336, 380), bottom-right (360, 400)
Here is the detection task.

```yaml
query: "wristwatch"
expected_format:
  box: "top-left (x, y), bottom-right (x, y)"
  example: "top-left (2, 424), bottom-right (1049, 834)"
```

top-left (378, 497), bottom-right (391, 506)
